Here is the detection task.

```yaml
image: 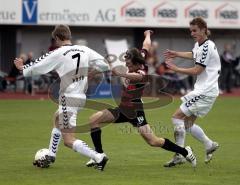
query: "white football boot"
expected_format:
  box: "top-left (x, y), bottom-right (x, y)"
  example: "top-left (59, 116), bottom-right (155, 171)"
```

top-left (86, 153), bottom-right (107, 168)
top-left (164, 153), bottom-right (186, 167)
top-left (185, 146), bottom-right (197, 168)
top-left (205, 142), bottom-right (219, 163)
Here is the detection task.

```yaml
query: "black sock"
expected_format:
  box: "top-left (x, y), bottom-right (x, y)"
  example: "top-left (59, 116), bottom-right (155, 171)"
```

top-left (162, 138), bottom-right (188, 157)
top-left (90, 127), bottom-right (103, 153)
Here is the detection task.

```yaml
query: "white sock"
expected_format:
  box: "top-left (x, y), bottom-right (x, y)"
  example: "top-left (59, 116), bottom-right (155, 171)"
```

top-left (172, 118), bottom-right (186, 147)
top-left (187, 124), bottom-right (213, 149)
top-left (48, 128), bottom-right (62, 157)
top-left (72, 140), bottom-right (103, 163)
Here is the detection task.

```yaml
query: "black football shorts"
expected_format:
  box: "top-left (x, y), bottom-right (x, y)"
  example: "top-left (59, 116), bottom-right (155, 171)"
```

top-left (107, 107), bottom-right (148, 127)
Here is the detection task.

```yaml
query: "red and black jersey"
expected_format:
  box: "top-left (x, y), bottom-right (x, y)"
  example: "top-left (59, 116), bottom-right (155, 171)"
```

top-left (119, 49), bottom-right (148, 111)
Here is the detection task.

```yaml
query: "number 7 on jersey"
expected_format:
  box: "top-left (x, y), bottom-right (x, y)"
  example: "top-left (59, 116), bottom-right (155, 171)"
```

top-left (72, 53), bottom-right (81, 75)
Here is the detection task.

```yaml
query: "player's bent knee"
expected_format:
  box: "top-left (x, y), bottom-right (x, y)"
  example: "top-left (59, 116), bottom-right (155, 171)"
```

top-left (172, 113), bottom-right (183, 119)
top-left (184, 121), bottom-right (193, 130)
top-left (184, 116), bottom-right (195, 129)
top-left (89, 112), bottom-right (99, 123)
top-left (172, 109), bottom-right (186, 120)
top-left (89, 111), bottom-right (103, 126)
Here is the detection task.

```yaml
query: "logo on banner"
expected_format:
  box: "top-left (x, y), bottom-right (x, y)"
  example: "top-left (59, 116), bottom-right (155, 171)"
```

top-left (121, 0), bottom-right (146, 22)
top-left (185, 3), bottom-right (208, 19)
top-left (215, 3), bottom-right (238, 22)
top-left (22, 0), bottom-right (38, 24)
top-left (153, 1), bottom-right (177, 22)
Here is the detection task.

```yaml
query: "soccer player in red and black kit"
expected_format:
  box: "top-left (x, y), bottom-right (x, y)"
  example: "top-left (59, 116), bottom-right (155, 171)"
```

top-left (86, 30), bottom-right (197, 168)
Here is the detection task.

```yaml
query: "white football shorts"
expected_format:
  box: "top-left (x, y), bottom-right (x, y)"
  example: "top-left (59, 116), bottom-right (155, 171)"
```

top-left (58, 94), bottom-right (86, 129)
top-left (180, 91), bottom-right (217, 117)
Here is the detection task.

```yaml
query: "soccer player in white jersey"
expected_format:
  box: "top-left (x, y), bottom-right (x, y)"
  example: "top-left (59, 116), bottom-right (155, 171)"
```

top-left (163, 17), bottom-right (220, 167)
top-left (14, 25), bottom-right (109, 170)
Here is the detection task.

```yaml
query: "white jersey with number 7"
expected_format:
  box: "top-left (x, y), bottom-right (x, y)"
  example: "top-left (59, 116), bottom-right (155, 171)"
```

top-left (23, 45), bottom-right (109, 98)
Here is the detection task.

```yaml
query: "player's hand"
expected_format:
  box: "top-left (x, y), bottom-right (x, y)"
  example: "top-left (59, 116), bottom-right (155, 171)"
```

top-left (165, 59), bottom-right (178, 72)
top-left (164, 49), bottom-right (177, 59)
top-left (14, 58), bottom-right (24, 71)
top-left (144, 30), bottom-right (153, 37)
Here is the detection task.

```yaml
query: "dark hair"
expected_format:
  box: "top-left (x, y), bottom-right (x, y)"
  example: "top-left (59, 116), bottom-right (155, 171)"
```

top-left (190, 17), bottom-right (211, 36)
top-left (124, 48), bottom-right (145, 65)
top-left (52, 24), bottom-right (72, 41)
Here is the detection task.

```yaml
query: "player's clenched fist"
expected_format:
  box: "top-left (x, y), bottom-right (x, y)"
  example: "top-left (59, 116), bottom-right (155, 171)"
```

top-left (144, 30), bottom-right (153, 37)
top-left (14, 58), bottom-right (24, 70)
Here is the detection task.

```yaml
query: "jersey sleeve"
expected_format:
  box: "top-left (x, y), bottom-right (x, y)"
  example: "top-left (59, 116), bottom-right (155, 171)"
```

top-left (23, 49), bottom-right (60, 77)
top-left (88, 47), bottom-right (109, 72)
top-left (195, 42), bottom-right (210, 67)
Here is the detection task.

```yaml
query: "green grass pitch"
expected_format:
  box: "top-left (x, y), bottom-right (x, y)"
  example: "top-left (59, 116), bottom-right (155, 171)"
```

top-left (0, 97), bottom-right (240, 185)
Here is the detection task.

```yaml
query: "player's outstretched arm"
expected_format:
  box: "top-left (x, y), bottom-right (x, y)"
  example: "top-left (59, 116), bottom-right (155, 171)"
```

top-left (111, 67), bottom-right (144, 82)
top-left (164, 49), bottom-right (193, 60)
top-left (19, 50), bottom-right (60, 77)
top-left (165, 59), bottom-right (204, 75)
top-left (142, 30), bottom-right (153, 52)
top-left (14, 58), bottom-right (24, 71)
